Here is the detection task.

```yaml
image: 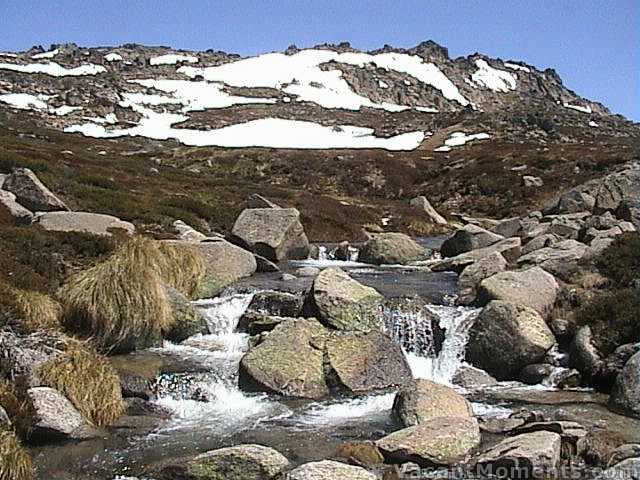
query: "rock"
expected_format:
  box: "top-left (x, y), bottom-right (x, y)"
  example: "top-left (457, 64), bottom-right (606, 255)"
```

top-left (521, 233), bottom-right (558, 255)
top-left (0, 405), bottom-right (10, 427)
top-left (286, 460), bottom-right (376, 480)
top-left (519, 364), bottom-right (555, 385)
top-left (456, 252), bottom-right (507, 306)
top-left (332, 241), bottom-right (360, 261)
top-left (479, 417), bottom-right (526, 434)
top-left (230, 208), bottom-right (309, 262)
top-left (163, 444), bottom-right (289, 480)
top-left (451, 365), bottom-right (498, 389)
top-left (513, 421), bottom-right (588, 458)
top-left (239, 318), bottom-right (329, 399)
top-left (305, 267), bottom-right (383, 332)
top-left (195, 239), bottom-right (257, 297)
top-left (172, 220), bottom-right (208, 242)
top-left (609, 351), bottom-right (640, 418)
top-left (0, 190), bottom-right (34, 225)
top-left (440, 224), bottom-right (504, 257)
top-left (493, 217), bottom-right (523, 238)
top-left (431, 237), bottom-right (522, 274)
top-left (594, 458), bottom-right (640, 480)
top-left (295, 266), bottom-right (320, 277)
top-left (523, 175), bottom-right (544, 188)
top-left (238, 313), bottom-right (289, 336)
top-left (596, 344), bottom-right (640, 391)
top-left (594, 167), bottom-right (640, 213)
top-left (548, 217), bottom-right (582, 239)
top-left (325, 331), bottom-right (411, 394)
top-left (475, 431), bottom-right (562, 479)
top-left (164, 287), bottom-right (207, 343)
top-left (28, 387), bottom-right (98, 441)
top-left (392, 379), bottom-right (473, 427)
top-left (32, 211), bottom-right (135, 236)
top-left (477, 266), bottom-right (558, 318)
top-left (255, 254), bottom-right (280, 273)
top-left (608, 444), bottom-right (640, 467)
top-left (3, 167), bottom-right (69, 211)
top-left (557, 187), bottom-right (596, 214)
top-left (377, 417), bottom-right (481, 466)
top-left (584, 226), bottom-right (624, 243)
top-left (466, 301), bottom-right (556, 380)
top-left (359, 232), bottom-right (425, 265)
top-left (246, 290), bottom-right (303, 318)
top-left (0, 330), bottom-right (68, 385)
top-left (554, 368), bottom-right (582, 389)
top-left (569, 326), bottom-right (602, 381)
top-left (337, 441), bottom-right (385, 466)
top-left (619, 198), bottom-right (640, 230)
top-left (585, 212), bottom-right (619, 230)
top-left (281, 273), bottom-right (296, 282)
top-left (247, 193), bottom-right (281, 209)
top-left (410, 196), bottom-right (447, 225)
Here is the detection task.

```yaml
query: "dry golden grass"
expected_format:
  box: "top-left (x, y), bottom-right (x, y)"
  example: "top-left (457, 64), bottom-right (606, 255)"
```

top-left (156, 241), bottom-right (206, 299)
top-left (0, 379), bottom-right (34, 442)
top-left (0, 428), bottom-right (34, 480)
top-left (0, 284), bottom-right (61, 333)
top-left (38, 344), bottom-right (124, 426)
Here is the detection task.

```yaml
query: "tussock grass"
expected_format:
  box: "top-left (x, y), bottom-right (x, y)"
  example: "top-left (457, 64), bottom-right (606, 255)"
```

top-left (0, 428), bottom-right (34, 480)
top-left (0, 379), bottom-right (34, 441)
top-left (0, 284), bottom-right (61, 333)
top-left (38, 344), bottom-right (124, 426)
top-left (156, 241), bottom-right (206, 299)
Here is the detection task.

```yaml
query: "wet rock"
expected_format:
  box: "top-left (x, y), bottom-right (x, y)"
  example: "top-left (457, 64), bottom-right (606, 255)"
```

top-left (467, 301), bottom-right (555, 380)
top-left (609, 351), bottom-right (640, 418)
top-left (163, 444), bottom-right (289, 480)
top-left (124, 398), bottom-right (171, 418)
top-left (32, 211), bottom-right (135, 236)
top-left (475, 431), bottom-right (562, 479)
top-left (0, 190), bottom-right (34, 225)
top-left (451, 365), bottom-right (498, 389)
top-left (164, 287), bottom-right (207, 343)
top-left (392, 379), bottom-right (473, 427)
top-left (229, 207), bottom-right (310, 262)
top-left (305, 267), bottom-right (383, 332)
top-left (477, 266), bottom-right (558, 318)
top-left (431, 237), bottom-right (522, 274)
top-left (195, 239), bottom-right (257, 298)
top-left (359, 232), bottom-right (425, 265)
top-left (440, 224), bottom-right (504, 257)
top-left (28, 387), bottom-right (99, 441)
top-left (246, 290), bottom-right (303, 318)
top-left (3, 167), bottom-right (69, 212)
top-left (594, 458), bottom-right (640, 480)
top-left (514, 421), bottom-right (587, 458)
top-left (456, 252), bottom-right (507, 306)
top-left (337, 441), bottom-right (385, 466)
top-left (519, 363), bottom-right (555, 385)
top-left (377, 416), bottom-right (481, 467)
top-left (237, 313), bottom-right (289, 336)
top-left (479, 417), bottom-right (526, 434)
top-left (286, 460), bottom-right (377, 480)
top-left (409, 196), bottom-right (448, 225)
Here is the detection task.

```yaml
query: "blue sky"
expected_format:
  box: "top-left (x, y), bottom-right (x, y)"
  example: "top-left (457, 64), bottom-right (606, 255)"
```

top-left (1, 0), bottom-right (638, 120)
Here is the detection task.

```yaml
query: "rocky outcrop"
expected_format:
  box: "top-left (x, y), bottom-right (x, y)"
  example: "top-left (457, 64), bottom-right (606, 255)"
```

top-left (286, 460), bottom-right (376, 480)
top-left (195, 239), bottom-right (257, 297)
top-left (0, 190), bottom-right (33, 225)
top-left (229, 208), bottom-right (309, 262)
top-left (305, 267), bottom-right (383, 332)
top-left (609, 351), bottom-right (640, 418)
top-left (392, 379), bottom-right (473, 427)
top-left (466, 301), bottom-right (555, 380)
top-left (3, 167), bottom-right (69, 212)
top-left (410, 196), bottom-right (448, 225)
top-left (377, 416), bottom-right (480, 466)
top-left (440, 224), bottom-right (504, 257)
top-left (358, 232), bottom-right (425, 265)
top-left (477, 267), bottom-right (558, 318)
top-left (456, 252), bottom-right (507, 306)
top-left (32, 211), bottom-right (135, 236)
top-left (517, 239), bottom-right (589, 276)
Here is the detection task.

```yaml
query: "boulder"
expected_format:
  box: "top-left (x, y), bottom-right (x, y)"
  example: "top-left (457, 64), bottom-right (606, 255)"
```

top-left (596, 344), bottom-right (640, 391)
top-left (569, 326), bottom-right (602, 382)
top-left (359, 232), bottom-right (425, 265)
top-left (286, 460), bottom-right (376, 480)
top-left (493, 217), bottom-right (523, 238)
top-left (513, 421), bottom-right (587, 457)
top-left (295, 266), bottom-right (320, 277)
top-left (477, 267), bottom-right (558, 318)
top-left (229, 208), bottom-right (309, 262)
top-left (163, 444), bottom-right (289, 480)
top-left (164, 287), bottom-right (207, 343)
top-left (431, 237), bottom-right (522, 274)
top-left (521, 234), bottom-right (558, 255)
top-left (595, 458), bottom-right (640, 480)
top-left (0, 190), bottom-right (33, 225)
top-left (440, 225), bottom-right (504, 258)
top-left (519, 364), bottom-right (555, 385)
top-left (608, 444), bottom-right (640, 467)
top-left (195, 239), bottom-right (257, 298)
top-left (172, 220), bottom-right (208, 242)
top-left (336, 441), bottom-right (385, 466)
top-left (556, 187), bottom-right (596, 214)
top-left (237, 313), bottom-right (289, 336)
top-left (594, 167), bottom-right (640, 213)
top-left (3, 167), bottom-right (69, 211)
top-left (523, 175), bottom-right (543, 188)
top-left (305, 268), bottom-right (383, 332)
top-left (518, 239), bottom-right (589, 277)
top-left (392, 379), bottom-right (473, 427)
top-left (475, 431), bottom-right (562, 479)
top-left (456, 252), bottom-right (507, 306)
top-left (466, 301), bottom-right (555, 380)
top-left (325, 331), bottom-right (411, 394)
top-left (28, 387), bottom-right (98, 441)
top-left (255, 254), bottom-right (280, 273)
top-left (32, 211), bottom-right (135, 236)
top-left (451, 365), bottom-right (498, 389)
top-left (609, 351), bottom-right (640, 418)
top-left (410, 196), bottom-right (448, 225)
top-left (0, 330), bottom-right (67, 385)
top-left (377, 416), bottom-right (481, 466)
top-left (245, 290), bottom-right (303, 318)
top-left (619, 198), bottom-right (640, 230)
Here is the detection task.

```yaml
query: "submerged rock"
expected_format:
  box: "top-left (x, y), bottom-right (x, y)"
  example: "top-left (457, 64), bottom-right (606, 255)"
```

top-left (359, 232), bottom-right (425, 265)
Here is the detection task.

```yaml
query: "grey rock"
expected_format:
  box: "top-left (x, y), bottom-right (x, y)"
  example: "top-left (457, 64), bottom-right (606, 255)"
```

top-left (608, 444), bottom-right (640, 467)
top-left (456, 252), bottom-right (507, 306)
top-left (517, 240), bottom-right (588, 278)
top-left (173, 220), bottom-right (208, 242)
top-left (609, 351), bottom-right (640, 418)
top-left (246, 290), bottom-right (303, 318)
top-left (295, 266), bottom-right (320, 277)
top-left (493, 217), bottom-right (523, 238)
top-left (523, 175), bottom-right (544, 187)
top-left (195, 239), bottom-right (257, 297)
top-left (431, 237), bottom-right (522, 274)
top-left (247, 193), bottom-right (281, 209)
top-left (549, 217), bottom-right (582, 239)
top-left (33, 211), bottom-right (135, 236)
top-left (520, 364), bottom-right (555, 385)
top-left (594, 458), bottom-right (640, 480)
top-left (286, 460), bottom-right (376, 480)
top-left (410, 196), bottom-right (448, 225)
top-left (441, 224), bottom-right (504, 257)
top-left (451, 365), bottom-right (498, 389)
top-left (569, 326), bottom-right (602, 381)
top-left (164, 287), bottom-right (207, 343)
top-left (522, 233), bottom-right (559, 255)
top-left (255, 254), bottom-right (280, 273)
top-left (0, 405), bottom-right (10, 427)
top-left (3, 167), bottom-right (69, 211)
top-left (0, 190), bottom-right (34, 225)
top-left (359, 232), bottom-right (425, 265)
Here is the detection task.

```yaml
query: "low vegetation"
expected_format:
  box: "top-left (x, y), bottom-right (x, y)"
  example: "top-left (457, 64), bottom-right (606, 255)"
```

top-left (0, 428), bottom-right (34, 480)
top-left (0, 379), bottom-right (34, 440)
top-left (0, 284), bottom-right (61, 333)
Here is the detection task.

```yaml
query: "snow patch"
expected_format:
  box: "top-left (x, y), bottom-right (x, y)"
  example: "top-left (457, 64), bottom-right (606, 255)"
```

top-left (104, 53), bottom-right (123, 62)
top-left (0, 61), bottom-right (106, 77)
top-left (471, 59), bottom-right (517, 92)
top-left (435, 131), bottom-right (490, 152)
top-left (589, 120), bottom-right (599, 128)
top-left (504, 62), bottom-right (530, 73)
top-left (32, 49), bottom-right (59, 60)
top-left (415, 106), bottom-right (439, 113)
top-left (563, 102), bottom-right (592, 114)
top-left (0, 52), bottom-right (18, 58)
top-left (150, 54), bottom-right (199, 66)
top-left (0, 93), bottom-right (81, 116)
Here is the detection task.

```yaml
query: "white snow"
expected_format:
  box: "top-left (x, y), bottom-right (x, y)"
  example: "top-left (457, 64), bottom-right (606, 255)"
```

top-left (589, 120), bottom-right (599, 128)
top-left (179, 48), bottom-right (470, 110)
top-left (378, 79), bottom-right (389, 89)
top-left (104, 53), bottom-right (123, 62)
top-left (563, 102), bottom-right (592, 114)
top-left (0, 93), bottom-right (81, 116)
top-left (471, 59), bottom-right (517, 92)
top-left (435, 131), bottom-right (490, 152)
top-left (150, 54), bottom-right (199, 66)
top-left (504, 62), bottom-right (530, 73)
top-left (31, 49), bottom-right (59, 60)
top-left (0, 61), bottom-right (106, 77)
top-left (415, 106), bottom-right (439, 113)
top-left (0, 52), bottom-right (18, 58)
top-left (50, 105), bottom-right (82, 116)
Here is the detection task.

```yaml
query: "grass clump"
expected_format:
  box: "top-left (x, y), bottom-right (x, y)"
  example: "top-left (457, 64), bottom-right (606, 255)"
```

top-left (0, 284), bottom-right (61, 333)
top-left (0, 379), bottom-right (34, 440)
top-left (0, 428), bottom-right (34, 480)
top-left (38, 344), bottom-right (124, 426)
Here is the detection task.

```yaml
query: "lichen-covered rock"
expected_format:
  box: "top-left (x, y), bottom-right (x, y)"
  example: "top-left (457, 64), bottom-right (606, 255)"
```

top-left (517, 239), bottom-right (589, 276)
top-left (359, 232), bottom-right (425, 265)
top-left (305, 267), bottom-right (383, 332)
top-left (441, 224), bottom-right (504, 257)
top-left (392, 379), bottom-right (473, 427)
top-left (286, 460), bottom-right (377, 480)
top-left (609, 351), bottom-right (640, 419)
top-left (466, 301), bottom-right (555, 380)
top-left (230, 207), bottom-right (309, 262)
top-left (195, 239), bottom-right (257, 298)
top-left (377, 416), bottom-right (480, 466)
top-left (32, 211), bottom-right (135, 236)
top-left (3, 167), bottom-right (69, 212)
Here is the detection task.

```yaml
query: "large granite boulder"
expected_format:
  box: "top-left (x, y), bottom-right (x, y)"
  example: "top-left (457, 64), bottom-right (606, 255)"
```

top-left (410, 196), bottom-right (448, 225)
top-left (305, 267), bottom-right (383, 332)
top-left (195, 239), bottom-right (257, 298)
top-left (359, 232), bottom-right (425, 265)
top-left (609, 351), bottom-right (640, 418)
top-left (229, 208), bottom-right (309, 262)
top-left (456, 252), bottom-right (507, 306)
top-left (3, 167), bottom-right (69, 211)
top-left (0, 190), bottom-right (33, 225)
top-left (594, 167), bottom-right (640, 213)
top-left (466, 301), bottom-right (556, 380)
top-left (392, 379), bottom-right (474, 427)
top-left (377, 416), bottom-right (481, 466)
top-left (32, 211), bottom-right (135, 236)
top-left (441, 224), bottom-right (504, 257)
top-left (286, 460), bottom-right (376, 480)
top-left (477, 267), bottom-right (558, 318)
top-left (594, 458), bottom-right (640, 480)
top-left (431, 237), bottom-right (522, 274)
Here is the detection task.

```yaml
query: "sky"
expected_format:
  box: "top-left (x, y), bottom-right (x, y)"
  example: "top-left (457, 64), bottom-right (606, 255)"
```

top-left (0, 0), bottom-right (638, 121)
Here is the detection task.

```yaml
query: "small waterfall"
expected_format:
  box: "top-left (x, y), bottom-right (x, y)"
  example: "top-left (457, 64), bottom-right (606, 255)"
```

top-left (317, 245), bottom-right (328, 261)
